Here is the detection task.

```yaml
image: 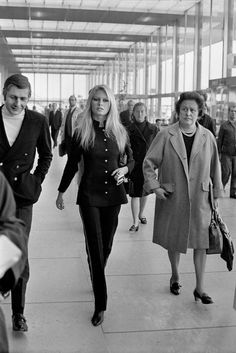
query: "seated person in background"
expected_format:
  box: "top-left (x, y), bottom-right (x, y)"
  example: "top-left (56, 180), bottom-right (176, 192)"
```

top-left (0, 171), bottom-right (27, 352)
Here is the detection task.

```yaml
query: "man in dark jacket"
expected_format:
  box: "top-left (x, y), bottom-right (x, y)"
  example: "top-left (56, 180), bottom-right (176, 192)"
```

top-left (120, 100), bottom-right (135, 128)
top-left (0, 170), bottom-right (27, 352)
top-left (49, 102), bottom-right (62, 148)
top-left (196, 90), bottom-right (216, 136)
top-left (0, 74), bottom-right (52, 331)
top-left (217, 104), bottom-right (236, 198)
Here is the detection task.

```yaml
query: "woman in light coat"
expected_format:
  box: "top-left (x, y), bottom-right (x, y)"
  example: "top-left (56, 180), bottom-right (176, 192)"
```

top-left (143, 91), bottom-right (222, 303)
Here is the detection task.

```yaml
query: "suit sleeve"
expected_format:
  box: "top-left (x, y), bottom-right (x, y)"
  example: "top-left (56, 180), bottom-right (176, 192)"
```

top-left (34, 118), bottom-right (53, 182)
top-left (217, 124), bottom-right (224, 153)
top-left (124, 139), bottom-right (135, 173)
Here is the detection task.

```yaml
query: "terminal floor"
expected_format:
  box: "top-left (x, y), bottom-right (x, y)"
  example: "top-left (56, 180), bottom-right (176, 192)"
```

top-left (2, 151), bottom-right (236, 353)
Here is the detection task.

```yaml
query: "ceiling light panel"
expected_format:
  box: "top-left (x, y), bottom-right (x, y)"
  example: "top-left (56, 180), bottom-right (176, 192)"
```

top-left (12, 49), bottom-right (116, 57)
top-left (7, 37), bottom-right (132, 47)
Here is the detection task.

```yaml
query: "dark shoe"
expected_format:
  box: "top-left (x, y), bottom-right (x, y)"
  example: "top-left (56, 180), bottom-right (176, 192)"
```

top-left (193, 289), bottom-right (213, 304)
top-left (139, 217), bottom-right (147, 224)
top-left (230, 194), bottom-right (236, 199)
top-left (129, 225), bottom-right (139, 232)
top-left (12, 313), bottom-right (28, 331)
top-left (170, 282), bottom-right (182, 295)
top-left (91, 310), bottom-right (104, 326)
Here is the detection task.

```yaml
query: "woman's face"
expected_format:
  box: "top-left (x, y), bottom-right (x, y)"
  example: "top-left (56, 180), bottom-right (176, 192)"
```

top-left (91, 89), bottom-right (110, 119)
top-left (178, 99), bottom-right (199, 129)
top-left (133, 105), bottom-right (146, 123)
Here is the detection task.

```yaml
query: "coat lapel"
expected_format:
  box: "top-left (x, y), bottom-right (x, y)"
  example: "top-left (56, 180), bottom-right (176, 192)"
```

top-left (189, 124), bottom-right (207, 168)
top-left (169, 123), bottom-right (189, 179)
top-left (0, 109), bottom-right (29, 159)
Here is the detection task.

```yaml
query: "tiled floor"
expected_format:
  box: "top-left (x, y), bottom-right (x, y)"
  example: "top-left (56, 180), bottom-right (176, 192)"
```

top-left (2, 151), bottom-right (236, 353)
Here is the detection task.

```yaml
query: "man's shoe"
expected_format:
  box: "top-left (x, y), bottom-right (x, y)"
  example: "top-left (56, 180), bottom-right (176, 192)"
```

top-left (12, 313), bottom-right (28, 331)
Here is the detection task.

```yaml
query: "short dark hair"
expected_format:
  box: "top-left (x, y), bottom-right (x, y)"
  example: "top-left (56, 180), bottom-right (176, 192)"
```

top-left (175, 91), bottom-right (204, 116)
top-left (196, 90), bottom-right (208, 102)
top-left (3, 74), bottom-right (31, 99)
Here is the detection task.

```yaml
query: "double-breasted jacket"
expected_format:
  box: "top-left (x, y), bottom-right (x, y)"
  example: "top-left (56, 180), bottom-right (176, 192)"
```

top-left (0, 106), bottom-right (52, 207)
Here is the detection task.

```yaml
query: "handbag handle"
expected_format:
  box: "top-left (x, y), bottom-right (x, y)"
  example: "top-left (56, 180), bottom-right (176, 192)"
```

top-left (209, 183), bottom-right (217, 211)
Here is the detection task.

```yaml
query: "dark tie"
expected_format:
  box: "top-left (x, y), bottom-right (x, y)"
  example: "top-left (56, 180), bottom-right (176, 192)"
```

top-left (65, 108), bottom-right (73, 137)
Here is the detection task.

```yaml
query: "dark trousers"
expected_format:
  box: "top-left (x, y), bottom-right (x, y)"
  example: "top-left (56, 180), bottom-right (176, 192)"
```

top-left (79, 205), bottom-right (121, 312)
top-left (221, 154), bottom-right (236, 196)
top-left (11, 205), bottom-right (33, 315)
top-left (51, 128), bottom-right (60, 147)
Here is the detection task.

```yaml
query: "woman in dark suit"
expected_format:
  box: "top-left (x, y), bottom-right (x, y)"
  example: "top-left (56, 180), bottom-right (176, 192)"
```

top-left (128, 102), bottom-right (158, 231)
top-left (56, 84), bottom-right (134, 326)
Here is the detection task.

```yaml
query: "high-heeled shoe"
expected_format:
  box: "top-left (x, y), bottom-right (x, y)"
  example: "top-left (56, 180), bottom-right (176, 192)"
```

top-left (193, 289), bottom-right (213, 304)
top-left (170, 281), bottom-right (181, 295)
top-left (129, 225), bottom-right (139, 232)
top-left (91, 310), bottom-right (104, 326)
top-left (139, 216), bottom-right (147, 224)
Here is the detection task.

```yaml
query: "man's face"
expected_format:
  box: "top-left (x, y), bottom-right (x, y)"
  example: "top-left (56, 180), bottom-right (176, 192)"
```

top-left (229, 107), bottom-right (236, 122)
top-left (52, 103), bottom-right (57, 111)
top-left (128, 101), bottom-right (134, 113)
top-left (69, 97), bottom-right (76, 108)
top-left (5, 86), bottom-right (29, 115)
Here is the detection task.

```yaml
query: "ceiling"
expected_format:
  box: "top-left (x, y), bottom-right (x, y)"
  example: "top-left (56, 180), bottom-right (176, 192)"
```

top-left (0, 0), bottom-right (201, 75)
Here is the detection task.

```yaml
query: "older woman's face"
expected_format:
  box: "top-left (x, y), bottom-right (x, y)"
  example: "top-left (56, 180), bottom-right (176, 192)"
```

top-left (178, 99), bottom-right (199, 129)
top-left (133, 105), bottom-right (146, 123)
top-left (91, 89), bottom-right (110, 118)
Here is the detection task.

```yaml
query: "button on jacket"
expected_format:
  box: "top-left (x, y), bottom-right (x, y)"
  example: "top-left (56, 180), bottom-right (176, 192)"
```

top-left (0, 106), bottom-right (52, 207)
top-left (58, 120), bottom-right (134, 207)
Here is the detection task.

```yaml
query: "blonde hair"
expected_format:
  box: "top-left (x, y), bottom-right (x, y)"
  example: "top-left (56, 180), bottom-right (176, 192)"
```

top-left (75, 84), bottom-right (128, 152)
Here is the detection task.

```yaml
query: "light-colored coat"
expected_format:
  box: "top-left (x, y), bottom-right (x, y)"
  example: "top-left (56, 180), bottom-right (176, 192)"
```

top-left (60, 106), bottom-right (82, 140)
top-left (143, 122), bottom-right (223, 253)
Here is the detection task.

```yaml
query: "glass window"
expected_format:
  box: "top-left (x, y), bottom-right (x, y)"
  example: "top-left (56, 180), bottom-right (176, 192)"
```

top-left (210, 0), bottom-right (224, 80)
top-left (61, 74), bottom-right (74, 102)
top-left (201, 0), bottom-right (211, 88)
top-left (35, 74), bottom-right (47, 101)
top-left (48, 74), bottom-right (60, 102)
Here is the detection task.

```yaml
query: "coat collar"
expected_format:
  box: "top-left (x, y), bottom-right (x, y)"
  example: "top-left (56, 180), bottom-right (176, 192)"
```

top-left (168, 122), bottom-right (207, 178)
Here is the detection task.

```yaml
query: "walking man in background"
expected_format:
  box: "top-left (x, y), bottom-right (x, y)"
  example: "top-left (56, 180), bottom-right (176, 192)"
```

top-left (49, 102), bottom-right (62, 148)
top-left (0, 73), bottom-right (52, 332)
top-left (60, 95), bottom-right (82, 156)
top-left (217, 103), bottom-right (236, 198)
top-left (120, 99), bottom-right (135, 129)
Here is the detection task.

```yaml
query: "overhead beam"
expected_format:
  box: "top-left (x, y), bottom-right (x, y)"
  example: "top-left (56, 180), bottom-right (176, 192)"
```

top-left (0, 6), bottom-right (183, 26)
top-left (2, 30), bottom-right (148, 43)
top-left (9, 44), bottom-right (129, 53)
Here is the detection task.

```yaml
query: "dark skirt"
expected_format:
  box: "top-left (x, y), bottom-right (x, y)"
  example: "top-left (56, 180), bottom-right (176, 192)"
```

top-left (129, 164), bottom-right (144, 197)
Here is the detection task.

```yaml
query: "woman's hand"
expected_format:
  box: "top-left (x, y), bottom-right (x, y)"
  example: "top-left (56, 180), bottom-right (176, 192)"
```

top-left (111, 166), bottom-right (128, 185)
top-left (154, 187), bottom-right (169, 200)
top-left (56, 192), bottom-right (65, 210)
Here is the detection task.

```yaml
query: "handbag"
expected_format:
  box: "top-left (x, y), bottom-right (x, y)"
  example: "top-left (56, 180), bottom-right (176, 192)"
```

top-left (207, 184), bottom-right (223, 254)
top-left (207, 184), bottom-right (234, 270)
top-left (207, 208), bottom-right (223, 255)
top-left (217, 213), bottom-right (234, 271)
